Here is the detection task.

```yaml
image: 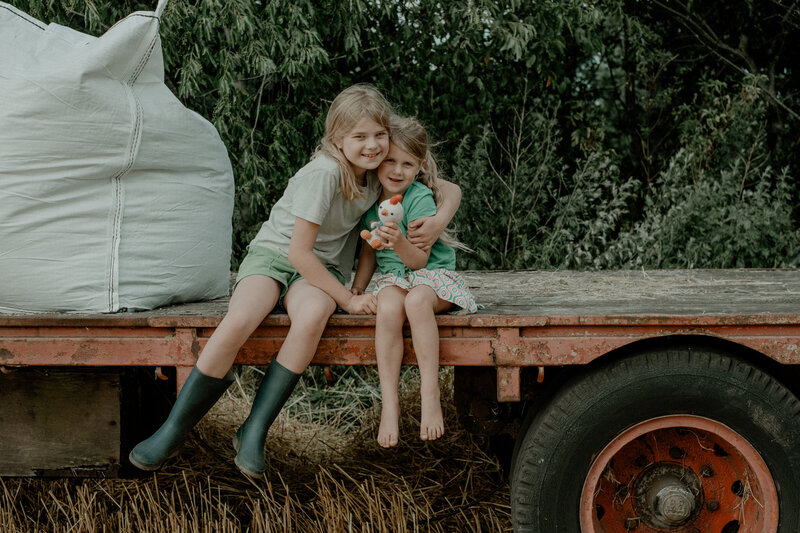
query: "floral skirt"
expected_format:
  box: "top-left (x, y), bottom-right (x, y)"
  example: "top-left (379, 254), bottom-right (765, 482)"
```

top-left (373, 268), bottom-right (480, 315)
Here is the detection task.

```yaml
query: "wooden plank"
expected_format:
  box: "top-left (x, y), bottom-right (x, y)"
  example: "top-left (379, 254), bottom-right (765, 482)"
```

top-left (1, 270), bottom-right (798, 326)
top-left (463, 269), bottom-right (800, 316)
top-left (0, 368), bottom-right (120, 476)
top-left (0, 270), bottom-right (797, 373)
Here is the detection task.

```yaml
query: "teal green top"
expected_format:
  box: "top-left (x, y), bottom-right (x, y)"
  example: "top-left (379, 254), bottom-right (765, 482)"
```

top-left (361, 181), bottom-right (456, 275)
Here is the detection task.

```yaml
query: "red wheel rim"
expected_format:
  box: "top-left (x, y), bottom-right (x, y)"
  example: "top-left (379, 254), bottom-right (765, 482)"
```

top-left (579, 415), bottom-right (778, 532)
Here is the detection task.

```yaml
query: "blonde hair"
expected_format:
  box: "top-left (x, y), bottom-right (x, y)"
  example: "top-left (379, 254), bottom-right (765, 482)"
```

top-left (313, 84), bottom-right (393, 200)
top-left (389, 115), bottom-right (469, 251)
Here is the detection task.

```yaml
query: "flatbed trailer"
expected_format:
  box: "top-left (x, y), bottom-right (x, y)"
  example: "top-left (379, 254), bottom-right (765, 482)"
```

top-left (2, 269), bottom-right (800, 532)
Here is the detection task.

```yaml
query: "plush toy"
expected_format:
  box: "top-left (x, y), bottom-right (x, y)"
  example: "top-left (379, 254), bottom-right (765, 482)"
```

top-left (360, 194), bottom-right (404, 250)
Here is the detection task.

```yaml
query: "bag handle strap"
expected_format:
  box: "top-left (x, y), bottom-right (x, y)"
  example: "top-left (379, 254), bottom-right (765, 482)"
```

top-left (156, 0), bottom-right (169, 18)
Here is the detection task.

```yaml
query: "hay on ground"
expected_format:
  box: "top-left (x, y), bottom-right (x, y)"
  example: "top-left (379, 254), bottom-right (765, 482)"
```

top-left (1, 366), bottom-right (511, 532)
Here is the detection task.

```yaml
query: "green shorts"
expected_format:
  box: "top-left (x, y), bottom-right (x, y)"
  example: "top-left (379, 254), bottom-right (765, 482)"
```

top-left (235, 245), bottom-right (345, 302)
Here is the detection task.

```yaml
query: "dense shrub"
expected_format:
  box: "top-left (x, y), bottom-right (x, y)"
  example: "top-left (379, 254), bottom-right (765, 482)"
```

top-left (6, 0), bottom-right (799, 270)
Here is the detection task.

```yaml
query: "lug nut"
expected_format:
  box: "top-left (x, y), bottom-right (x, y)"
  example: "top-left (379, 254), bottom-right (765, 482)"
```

top-left (625, 517), bottom-right (639, 530)
top-left (699, 465), bottom-right (713, 478)
top-left (706, 499), bottom-right (720, 511)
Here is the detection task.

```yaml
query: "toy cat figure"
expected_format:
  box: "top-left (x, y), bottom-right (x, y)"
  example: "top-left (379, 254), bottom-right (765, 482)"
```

top-left (360, 194), bottom-right (403, 250)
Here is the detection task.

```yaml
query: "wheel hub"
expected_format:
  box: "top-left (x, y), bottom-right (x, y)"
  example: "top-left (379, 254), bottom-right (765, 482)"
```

top-left (579, 415), bottom-right (779, 533)
top-left (633, 463), bottom-right (702, 528)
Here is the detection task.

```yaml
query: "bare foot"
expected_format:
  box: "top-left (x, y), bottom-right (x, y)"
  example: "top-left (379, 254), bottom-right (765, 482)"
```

top-left (419, 388), bottom-right (444, 441)
top-left (377, 402), bottom-right (400, 448)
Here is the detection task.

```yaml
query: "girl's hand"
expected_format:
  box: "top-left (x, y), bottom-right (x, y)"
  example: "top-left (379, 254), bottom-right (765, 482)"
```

top-left (376, 222), bottom-right (405, 249)
top-left (407, 216), bottom-right (446, 252)
top-left (350, 286), bottom-right (365, 295)
top-left (343, 293), bottom-right (377, 315)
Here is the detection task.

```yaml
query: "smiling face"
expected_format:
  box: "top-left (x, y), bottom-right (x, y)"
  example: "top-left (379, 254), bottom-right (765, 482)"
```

top-left (377, 143), bottom-right (423, 200)
top-left (335, 116), bottom-right (389, 180)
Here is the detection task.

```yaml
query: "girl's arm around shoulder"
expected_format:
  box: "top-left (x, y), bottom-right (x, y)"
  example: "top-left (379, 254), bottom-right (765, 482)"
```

top-left (407, 178), bottom-right (461, 251)
top-left (288, 217), bottom-right (376, 314)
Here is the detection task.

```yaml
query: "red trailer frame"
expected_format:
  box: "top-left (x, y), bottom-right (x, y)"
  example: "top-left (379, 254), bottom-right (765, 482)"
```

top-left (2, 269), bottom-right (799, 532)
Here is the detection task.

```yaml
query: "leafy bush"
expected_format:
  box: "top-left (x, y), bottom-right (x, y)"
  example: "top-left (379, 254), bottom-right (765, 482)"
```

top-left (6, 0), bottom-right (799, 270)
top-left (597, 75), bottom-right (800, 269)
top-left (452, 92), bottom-right (568, 270)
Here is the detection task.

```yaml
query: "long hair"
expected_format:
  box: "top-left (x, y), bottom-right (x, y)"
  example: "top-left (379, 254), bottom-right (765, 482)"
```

top-left (313, 84), bottom-right (393, 200)
top-left (389, 115), bottom-right (470, 251)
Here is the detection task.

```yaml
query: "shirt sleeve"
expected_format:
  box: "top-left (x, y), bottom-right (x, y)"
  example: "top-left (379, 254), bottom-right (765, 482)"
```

top-left (404, 184), bottom-right (437, 224)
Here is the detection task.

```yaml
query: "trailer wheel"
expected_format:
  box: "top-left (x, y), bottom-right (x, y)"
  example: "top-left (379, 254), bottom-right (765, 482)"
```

top-left (510, 346), bottom-right (800, 533)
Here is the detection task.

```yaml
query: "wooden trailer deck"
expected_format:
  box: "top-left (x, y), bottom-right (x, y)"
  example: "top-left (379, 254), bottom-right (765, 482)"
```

top-left (1, 269), bottom-right (799, 477)
top-left (2, 269), bottom-right (799, 402)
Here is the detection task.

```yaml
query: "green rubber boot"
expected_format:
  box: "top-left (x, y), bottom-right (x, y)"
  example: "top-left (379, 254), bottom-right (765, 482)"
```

top-left (129, 366), bottom-right (234, 471)
top-left (234, 359), bottom-right (301, 477)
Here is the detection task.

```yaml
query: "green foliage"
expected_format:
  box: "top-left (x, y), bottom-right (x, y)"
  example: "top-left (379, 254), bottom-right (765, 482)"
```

top-left (605, 157), bottom-right (800, 269)
top-left (598, 75), bottom-right (800, 269)
top-left (549, 156), bottom-right (639, 269)
top-left (7, 0), bottom-right (800, 270)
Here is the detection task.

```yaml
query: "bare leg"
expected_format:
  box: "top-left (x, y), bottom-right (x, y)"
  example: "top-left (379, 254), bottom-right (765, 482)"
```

top-left (405, 286), bottom-right (452, 441)
top-left (279, 279), bottom-right (337, 373)
top-left (196, 275), bottom-right (281, 378)
top-left (231, 280), bottom-right (335, 478)
top-left (129, 275), bottom-right (280, 471)
top-left (375, 286), bottom-right (408, 447)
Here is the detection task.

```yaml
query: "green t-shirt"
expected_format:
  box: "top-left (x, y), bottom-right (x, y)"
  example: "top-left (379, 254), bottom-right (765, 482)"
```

top-left (250, 154), bottom-right (380, 278)
top-left (361, 181), bottom-right (456, 275)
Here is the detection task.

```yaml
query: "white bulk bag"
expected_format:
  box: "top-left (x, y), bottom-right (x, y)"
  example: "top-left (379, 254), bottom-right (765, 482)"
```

top-left (0, 1), bottom-right (234, 312)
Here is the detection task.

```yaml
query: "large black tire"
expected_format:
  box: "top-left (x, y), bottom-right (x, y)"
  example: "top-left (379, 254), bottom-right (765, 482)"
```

top-left (510, 345), bottom-right (800, 532)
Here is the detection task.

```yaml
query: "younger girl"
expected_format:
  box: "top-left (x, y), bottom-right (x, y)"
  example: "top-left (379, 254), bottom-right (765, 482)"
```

top-left (351, 116), bottom-right (479, 448)
top-left (129, 85), bottom-right (460, 478)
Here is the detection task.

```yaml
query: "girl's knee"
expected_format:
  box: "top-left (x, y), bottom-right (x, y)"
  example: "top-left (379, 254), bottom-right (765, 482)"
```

top-left (289, 298), bottom-right (335, 331)
top-left (220, 309), bottom-right (262, 339)
top-left (377, 295), bottom-right (406, 319)
top-left (404, 286), bottom-right (436, 315)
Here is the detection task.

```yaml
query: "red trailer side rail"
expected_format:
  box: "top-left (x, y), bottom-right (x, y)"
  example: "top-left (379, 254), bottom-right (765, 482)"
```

top-left (2, 270), bottom-right (798, 399)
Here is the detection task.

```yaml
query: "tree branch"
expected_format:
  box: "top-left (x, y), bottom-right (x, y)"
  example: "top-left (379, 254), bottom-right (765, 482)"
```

top-left (652, 0), bottom-right (800, 122)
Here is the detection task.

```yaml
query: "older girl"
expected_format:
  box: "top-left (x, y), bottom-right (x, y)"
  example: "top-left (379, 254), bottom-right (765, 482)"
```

top-left (130, 86), bottom-right (460, 477)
